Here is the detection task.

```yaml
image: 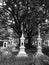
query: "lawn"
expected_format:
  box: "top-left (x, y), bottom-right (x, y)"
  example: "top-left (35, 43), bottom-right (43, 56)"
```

top-left (0, 49), bottom-right (49, 65)
top-left (0, 45), bottom-right (49, 65)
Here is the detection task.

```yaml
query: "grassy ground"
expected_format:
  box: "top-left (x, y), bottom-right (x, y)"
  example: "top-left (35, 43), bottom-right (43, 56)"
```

top-left (0, 52), bottom-right (34, 65)
top-left (0, 54), bottom-right (49, 65)
top-left (0, 46), bottom-right (49, 65)
top-left (0, 50), bottom-right (49, 65)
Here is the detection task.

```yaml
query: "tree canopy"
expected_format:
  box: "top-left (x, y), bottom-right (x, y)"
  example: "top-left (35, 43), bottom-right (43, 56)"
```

top-left (1, 0), bottom-right (49, 43)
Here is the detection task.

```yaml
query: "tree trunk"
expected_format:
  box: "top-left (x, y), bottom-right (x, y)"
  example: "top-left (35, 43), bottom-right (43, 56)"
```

top-left (27, 34), bottom-right (32, 49)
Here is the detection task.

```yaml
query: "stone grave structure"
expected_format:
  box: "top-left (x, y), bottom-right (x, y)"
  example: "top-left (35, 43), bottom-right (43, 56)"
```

top-left (36, 24), bottom-right (43, 56)
top-left (17, 33), bottom-right (28, 57)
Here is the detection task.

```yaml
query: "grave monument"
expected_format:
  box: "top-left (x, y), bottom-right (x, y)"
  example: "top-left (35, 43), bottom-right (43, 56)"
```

top-left (17, 23), bottom-right (28, 57)
top-left (36, 24), bottom-right (43, 56)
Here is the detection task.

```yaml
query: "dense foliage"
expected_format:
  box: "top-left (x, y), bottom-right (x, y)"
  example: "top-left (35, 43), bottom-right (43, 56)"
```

top-left (0, 7), bottom-right (9, 40)
top-left (0, 0), bottom-right (49, 43)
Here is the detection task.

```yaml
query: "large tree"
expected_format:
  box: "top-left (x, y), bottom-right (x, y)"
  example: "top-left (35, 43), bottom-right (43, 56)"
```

top-left (3, 0), bottom-right (49, 44)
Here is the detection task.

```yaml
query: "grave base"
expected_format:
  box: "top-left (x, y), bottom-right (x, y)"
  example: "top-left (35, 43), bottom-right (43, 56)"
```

top-left (36, 46), bottom-right (43, 56)
top-left (16, 46), bottom-right (28, 57)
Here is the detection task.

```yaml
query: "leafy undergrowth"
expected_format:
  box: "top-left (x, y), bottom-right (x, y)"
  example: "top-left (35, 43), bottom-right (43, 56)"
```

top-left (0, 54), bottom-right (49, 65)
top-left (34, 55), bottom-right (49, 65)
top-left (0, 49), bottom-right (49, 65)
top-left (0, 54), bottom-right (34, 65)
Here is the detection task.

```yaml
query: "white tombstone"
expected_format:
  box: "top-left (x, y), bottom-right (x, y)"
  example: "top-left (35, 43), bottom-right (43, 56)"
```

top-left (1, 41), bottom-right (9, 55)
top-left (1, 41), bottom-right (7, 49)
top-left (36, 24), bottom-right (43, 56)
top-left (47, 40), bottom-right (49, 46)
top-left (0, 0), bottom-right (3, 8)
top-left (17, 33), bottom-right (28, 57)
top-left (32, 42), bottom-right (34, 45)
